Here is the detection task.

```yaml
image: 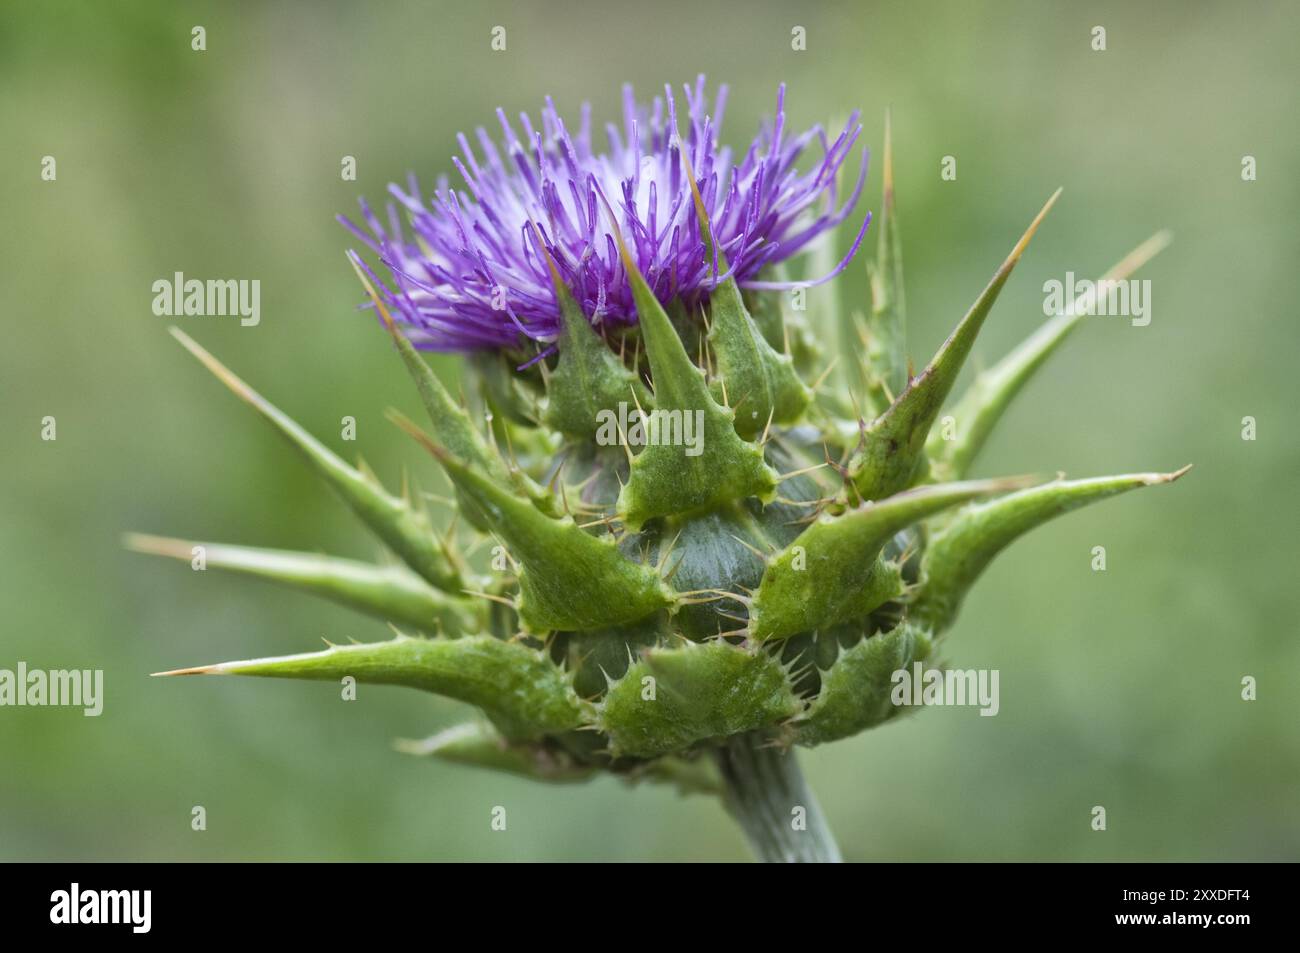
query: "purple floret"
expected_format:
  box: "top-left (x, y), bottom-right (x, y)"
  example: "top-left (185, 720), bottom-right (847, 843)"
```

top-left (341, 77), bottom-right (870, 353)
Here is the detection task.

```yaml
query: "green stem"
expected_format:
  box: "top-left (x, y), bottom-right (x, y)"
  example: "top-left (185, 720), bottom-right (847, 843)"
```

top-left (712, 733), bottom-right (842, 863)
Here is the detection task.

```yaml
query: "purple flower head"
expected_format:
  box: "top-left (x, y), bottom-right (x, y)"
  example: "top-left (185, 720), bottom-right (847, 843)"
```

top-left (341, 78), bottom-right (870, 354)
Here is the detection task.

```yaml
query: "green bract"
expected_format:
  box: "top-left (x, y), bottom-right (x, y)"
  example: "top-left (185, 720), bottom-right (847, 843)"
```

top-left (131, 124), bottom-right (1185, 862)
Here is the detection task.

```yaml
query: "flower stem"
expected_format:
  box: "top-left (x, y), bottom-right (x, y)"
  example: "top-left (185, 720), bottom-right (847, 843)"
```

top-left (712, 733), bottom-right (842, 862)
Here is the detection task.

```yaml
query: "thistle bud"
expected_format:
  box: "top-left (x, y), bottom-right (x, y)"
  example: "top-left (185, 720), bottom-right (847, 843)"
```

top-left (134, 79), bottom-right (1183, 862)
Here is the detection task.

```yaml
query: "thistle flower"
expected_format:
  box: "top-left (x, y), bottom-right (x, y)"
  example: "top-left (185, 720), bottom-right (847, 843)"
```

top-left (131, 87), bottom-right (1186, 863)
top-left (339, 78), bottom-right (869, 352)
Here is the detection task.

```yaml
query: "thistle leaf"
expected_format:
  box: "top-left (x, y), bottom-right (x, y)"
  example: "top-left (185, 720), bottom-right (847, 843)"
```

top-left (750, 476), bottom-right (1036, 641)
top-left (349, 254), bottom-right (551, 522)
top-left (398, 427), bottom-right (675, 633)
top-left (926, 231), bottom-right (1172, 480)
top-left (912, 467), bottom-right (1192, 630)
top-left (533, 235), bottom-right (653, 441)
top-left (712, 273), bottom-right (811, 439)
top-left (849, 190), bottom-right (1061, 501)
top-left (683, 160), bottom-right (811, 439)
top-left (155, 634), bottom-right (590, 741)
top-left (599, 190), bottom-right (779, 531)
top-left (599, 639), bottom-right (800, 758)
top-left (707, 274), bottom-right (812, 439)
top-left (820, 230), bottom-right (865, 399)
top-left (350, 254), bottom-right (504, 475)
top-left (124, 534), bottom-right (478, 636)
top-left (169, 327), bottom-right (463, 592)
top-left (795, 622), bottom-right (930, 746)
top-left (754, 557), bottom-right (903, 645)
top-left (396, 722), bottom-right (595, 781)
top-left (863, 109), bottom-right (907, 412)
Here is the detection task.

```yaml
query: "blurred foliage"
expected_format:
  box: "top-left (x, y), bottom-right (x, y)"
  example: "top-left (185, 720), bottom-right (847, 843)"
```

top-left (1, 0), bottom-right (1297, 860)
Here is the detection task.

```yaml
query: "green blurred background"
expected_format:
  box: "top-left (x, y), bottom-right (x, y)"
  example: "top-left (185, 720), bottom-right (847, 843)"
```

top-left (3, 0), bottom-right (1297, 861)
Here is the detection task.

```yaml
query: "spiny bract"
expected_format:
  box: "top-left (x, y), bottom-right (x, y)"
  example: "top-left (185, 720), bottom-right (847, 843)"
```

top-left (131, 82), bottom-right (1186, 862)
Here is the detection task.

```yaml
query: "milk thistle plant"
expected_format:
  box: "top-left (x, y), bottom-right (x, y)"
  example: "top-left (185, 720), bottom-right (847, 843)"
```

top-left (131, 80), bottom-right (1186, 862)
